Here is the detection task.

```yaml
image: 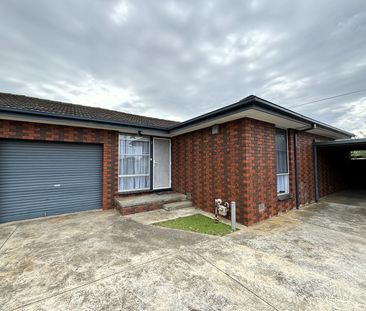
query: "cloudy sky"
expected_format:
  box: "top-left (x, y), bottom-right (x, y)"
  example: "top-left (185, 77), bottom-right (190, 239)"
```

top-left (0, 0), bottom-right (365, 135)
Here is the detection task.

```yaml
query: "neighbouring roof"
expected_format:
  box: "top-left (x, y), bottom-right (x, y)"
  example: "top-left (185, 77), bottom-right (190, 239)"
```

top-left (0, 92), bottom-right (354, 139)
top-left (0, 92), bottom-right (179, 129)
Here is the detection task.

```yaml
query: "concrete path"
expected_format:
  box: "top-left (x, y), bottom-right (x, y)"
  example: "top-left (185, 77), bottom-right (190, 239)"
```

top-left (0, 191), bottom-right (365, 310)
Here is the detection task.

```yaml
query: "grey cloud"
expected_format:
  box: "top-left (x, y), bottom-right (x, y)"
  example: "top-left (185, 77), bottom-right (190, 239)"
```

top-left (0, 0), bottom-right (365, 133)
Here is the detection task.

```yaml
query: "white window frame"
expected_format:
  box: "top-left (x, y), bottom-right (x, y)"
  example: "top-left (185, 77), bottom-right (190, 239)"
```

top-left (275, 128), bottom-right (289, 195)
top-left (118, 134), bottom-right (150, 192)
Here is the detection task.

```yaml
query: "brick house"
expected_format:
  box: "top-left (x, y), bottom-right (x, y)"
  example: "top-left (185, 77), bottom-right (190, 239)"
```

top-left (0, 92), bottom-right (359, 225)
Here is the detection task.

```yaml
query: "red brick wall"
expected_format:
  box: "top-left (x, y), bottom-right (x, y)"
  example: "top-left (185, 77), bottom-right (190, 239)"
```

top-left (172, 117), bottom-right (331, 226)
top-left (172, 119), bottom-right (244, 223)
top-left (243, 119), bottom-right (296, 225)
top-left (297, 132), bottom-right (317, 205)
top-left (317, 148), bottom-right (348, 197)
top-left (0, 120), bottom-right (118, 210)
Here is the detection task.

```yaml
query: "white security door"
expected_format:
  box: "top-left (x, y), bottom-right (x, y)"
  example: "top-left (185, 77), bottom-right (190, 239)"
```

top-left (153, 138), bottom-right (171, 189)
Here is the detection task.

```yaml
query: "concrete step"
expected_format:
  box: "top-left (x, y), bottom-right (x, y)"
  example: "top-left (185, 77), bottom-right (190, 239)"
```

top-left (116, 192), bottom-right (187, 208)
top-left (162, 200), bottom-right (192, 211)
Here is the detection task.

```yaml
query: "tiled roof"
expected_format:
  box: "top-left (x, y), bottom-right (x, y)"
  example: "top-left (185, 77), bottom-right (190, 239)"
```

top-left (0, 92), bottom-right (179, 129)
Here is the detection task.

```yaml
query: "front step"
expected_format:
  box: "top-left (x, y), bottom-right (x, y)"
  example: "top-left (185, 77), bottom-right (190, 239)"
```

top-left (116, 192), bottom-right (187, 208)
top-left (115, 192), bottom-right (189, 216)
top-left (162, 200), bottom-right (192, 211)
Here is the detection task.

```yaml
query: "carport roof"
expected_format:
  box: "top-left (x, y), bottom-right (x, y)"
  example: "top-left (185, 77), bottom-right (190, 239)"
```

top-left (315, 138), bottom-right (366, 148)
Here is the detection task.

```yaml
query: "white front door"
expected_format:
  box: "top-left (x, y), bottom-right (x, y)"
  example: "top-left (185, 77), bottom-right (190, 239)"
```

top-left (153, 138), bottom-right (171, 189)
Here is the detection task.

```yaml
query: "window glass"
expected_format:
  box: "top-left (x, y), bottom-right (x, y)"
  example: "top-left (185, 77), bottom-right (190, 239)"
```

top-left (119, 136), bottom-right (149, 155)
top-left (275, 129), bottom-right (289, 194)
top-left (276, 150), bottom-right (288, 174)
top-left (119, 155), bottom-right (150, 175)
top-left (277, 175), bottom-right (288, 194)
top-left (118, 135), bottom-right (150, 191)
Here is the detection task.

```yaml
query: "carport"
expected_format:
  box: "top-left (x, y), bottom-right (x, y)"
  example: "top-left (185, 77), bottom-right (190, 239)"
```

top-left (314, 138), bottom-right (366, 200)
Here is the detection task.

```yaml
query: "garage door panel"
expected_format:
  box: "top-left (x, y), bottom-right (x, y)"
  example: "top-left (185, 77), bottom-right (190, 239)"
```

top-left (0, 205), bottom-right (98, 223)
top-left (0, 194), bottom-right (101, 213)
top-left (0, 140), bottom-right (102, 223)
top-left (0, 176), bottom-right (102, 189)
top-left (0, 188), bottom-right (102, 203)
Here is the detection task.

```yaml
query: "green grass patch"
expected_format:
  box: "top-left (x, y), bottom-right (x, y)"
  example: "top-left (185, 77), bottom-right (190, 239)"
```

top-left (155, 214), bottom-right (234, 236)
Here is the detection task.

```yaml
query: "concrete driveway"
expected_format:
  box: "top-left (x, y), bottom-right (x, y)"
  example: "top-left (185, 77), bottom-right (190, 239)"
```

top-left (0, 191), bottom-right (365, 311)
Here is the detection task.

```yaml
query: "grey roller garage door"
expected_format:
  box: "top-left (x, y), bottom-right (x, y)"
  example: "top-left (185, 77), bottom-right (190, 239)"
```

top-left (0, 140), bottom-right (102, 223)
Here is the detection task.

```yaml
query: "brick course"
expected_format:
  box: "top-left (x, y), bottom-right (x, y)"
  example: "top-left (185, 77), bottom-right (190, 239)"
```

top-left (0, 120), bottom-right (118, 210)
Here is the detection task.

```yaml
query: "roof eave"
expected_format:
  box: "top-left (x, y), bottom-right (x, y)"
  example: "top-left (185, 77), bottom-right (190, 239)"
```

top-left (253, 97), bottom-right (354, 138)
top-left (167, 96), bottom-right (354, 139)
top-left (167, 96), bottom-right (255, 131)
top-left (0, 94), bottom-right (354, 139)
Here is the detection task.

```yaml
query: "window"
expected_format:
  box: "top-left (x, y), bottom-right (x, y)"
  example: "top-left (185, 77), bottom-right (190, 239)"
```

top-left (275, 128), bottom-right (289, 194)
top-left (119, 135), bottom-right (150, 191)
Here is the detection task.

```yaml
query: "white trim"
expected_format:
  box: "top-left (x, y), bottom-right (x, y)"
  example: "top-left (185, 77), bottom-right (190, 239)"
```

top-left (120, 174), bottom-right (150, 177)
top-left (119, 185), bottom-right (150, 193)
top-left (153, 137), bottom-right (172, 190)
top-left (118, 134), bottom-right (151, 192)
